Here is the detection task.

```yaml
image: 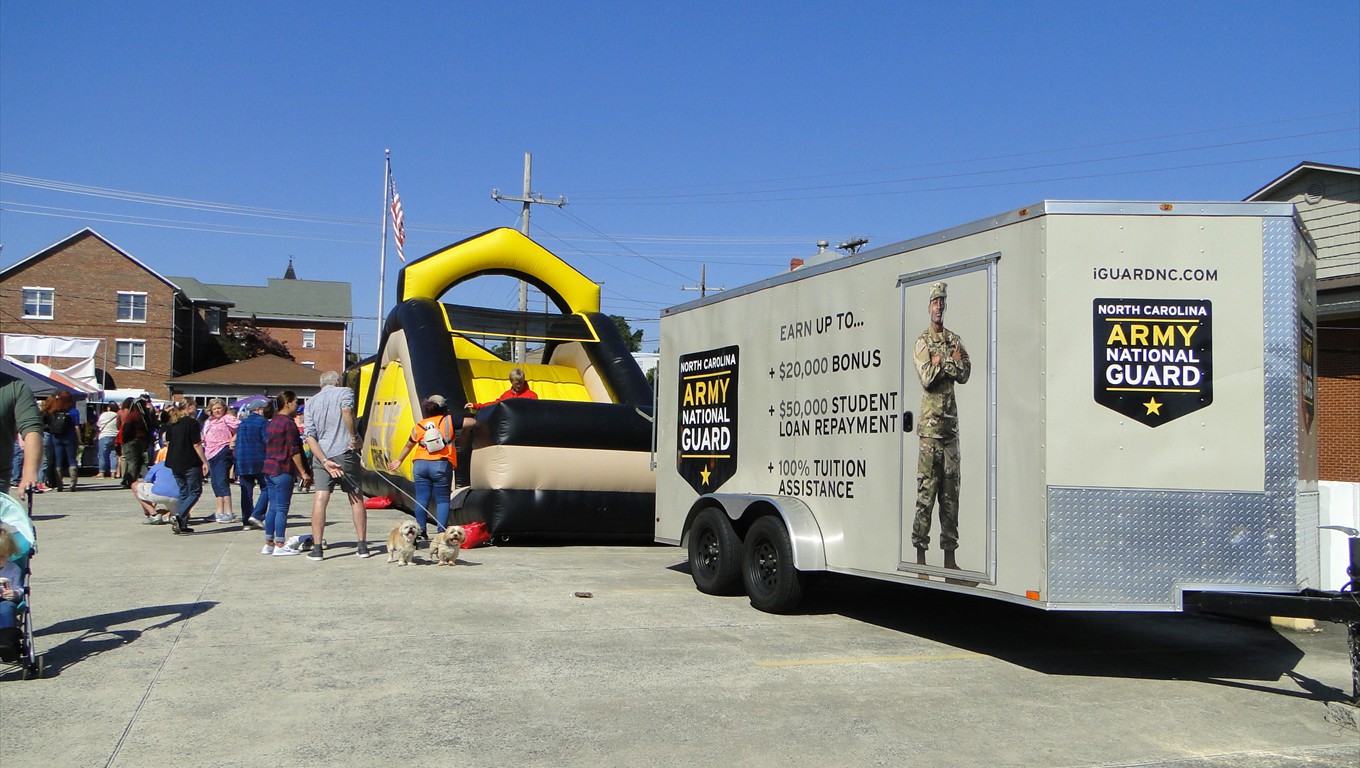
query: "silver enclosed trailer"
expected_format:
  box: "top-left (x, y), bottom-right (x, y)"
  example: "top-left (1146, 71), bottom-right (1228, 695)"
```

top-left (656, 201), bottom-right (1327, 616)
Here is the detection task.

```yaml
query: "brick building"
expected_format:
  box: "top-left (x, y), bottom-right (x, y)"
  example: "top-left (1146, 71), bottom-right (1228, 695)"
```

top-left (0, 228), bottom-right (353, 397)
top-left (0, 229), bottom-right (184, 393)
top-left (169, 266), bottom-right (351, 374)
top-left (1247, 162), bottom-right (1360, 481)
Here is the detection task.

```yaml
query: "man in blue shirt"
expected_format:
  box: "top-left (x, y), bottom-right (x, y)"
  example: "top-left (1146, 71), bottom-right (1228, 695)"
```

top-left (132, 462), bottom-right (181, 523)
top-left (234, 400), bottom-right (271, 529)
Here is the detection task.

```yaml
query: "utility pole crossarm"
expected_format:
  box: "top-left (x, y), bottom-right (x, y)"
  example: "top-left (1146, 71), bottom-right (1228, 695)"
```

top-left (491, 190), bottom-right (568, 207)
top-left (680, 263), bottom-right (724, 299)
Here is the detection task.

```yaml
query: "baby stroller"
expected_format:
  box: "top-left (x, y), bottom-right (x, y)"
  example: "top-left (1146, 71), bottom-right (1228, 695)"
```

top-left (0, 490), bottom-right (41, 679)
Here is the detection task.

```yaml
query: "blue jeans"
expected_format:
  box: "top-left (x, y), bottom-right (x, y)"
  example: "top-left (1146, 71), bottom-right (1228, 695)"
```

top-left (0, 600), bottom-right (15, 629)
top-left (172, 468), bottom-right (204, 524)
top-left (10, 439), bottom-right (22, 486)
top-left (239, 473), bottom-right (269, 521)
top-left (208, 450), bottom-right (234, 498)
top-left (51, 433), bottom-right (78, 473)
top-left (412, 459), bottom-right (453, 533)
top-left (97, 436), bottom-right (117, 475)
top-left (265, 473), bottom-right (294, 542)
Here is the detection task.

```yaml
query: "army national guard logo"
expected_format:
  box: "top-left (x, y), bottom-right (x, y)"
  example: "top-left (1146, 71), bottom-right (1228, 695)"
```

top-left (1093, 298), bottom-right (1213, 427)
top-left (677, 346), bottom-right (739, 493)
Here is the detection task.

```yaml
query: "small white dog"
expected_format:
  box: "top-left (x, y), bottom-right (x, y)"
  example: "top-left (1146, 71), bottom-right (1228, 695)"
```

top-left (386, 521), bottom-right (420, 566)
top-left (429, 526), bottom-right (466, 566)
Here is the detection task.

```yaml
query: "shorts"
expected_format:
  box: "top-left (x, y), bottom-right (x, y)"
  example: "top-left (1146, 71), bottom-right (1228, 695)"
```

top-left (136, 483), bottom-right (180, 514)
top-left (311, 450), bottom-right (361, 494)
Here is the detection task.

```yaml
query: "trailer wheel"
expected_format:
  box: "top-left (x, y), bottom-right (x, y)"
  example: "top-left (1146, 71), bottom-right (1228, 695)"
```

top-left (742, 516), bottom-right (804, 613)
top-left (689, 508), bottom-right (742, 595)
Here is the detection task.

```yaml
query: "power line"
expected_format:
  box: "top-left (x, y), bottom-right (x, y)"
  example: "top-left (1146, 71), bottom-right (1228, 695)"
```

top-left (523, 216), bottom-right (686, 291)
top-left (0, 202), bottom-right (377, 245)
top-left (553, 207), bottom-right (694, 280)
top-left (569, 112), bottom-right (1359, 196)
top-left (573, 147), bottom-right (1360, 206)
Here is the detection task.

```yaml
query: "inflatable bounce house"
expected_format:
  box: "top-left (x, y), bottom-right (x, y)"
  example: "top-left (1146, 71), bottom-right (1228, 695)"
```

top-left (351, 227), bottom-right (655, 542)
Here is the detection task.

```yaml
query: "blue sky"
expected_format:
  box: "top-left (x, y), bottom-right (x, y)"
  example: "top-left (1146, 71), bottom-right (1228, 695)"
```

top-left (2, 2), bottom-right (1357, 354)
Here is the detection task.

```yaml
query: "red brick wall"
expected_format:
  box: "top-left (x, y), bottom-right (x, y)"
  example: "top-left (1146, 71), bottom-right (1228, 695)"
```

top-left (256, 319), bottom-right (347, 373)
top-left (1318, 322), bottom-right (1359, 482)
top-left (0, 233), bottom-right (177, 394)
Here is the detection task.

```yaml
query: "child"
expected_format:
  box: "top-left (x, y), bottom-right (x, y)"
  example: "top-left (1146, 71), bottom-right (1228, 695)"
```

top-left (0, 525), bottom-right (23, 661)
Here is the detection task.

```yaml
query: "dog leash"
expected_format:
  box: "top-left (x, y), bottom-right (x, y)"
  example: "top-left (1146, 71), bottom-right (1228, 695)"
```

top-left (360, 467), bottom-right (444, 530)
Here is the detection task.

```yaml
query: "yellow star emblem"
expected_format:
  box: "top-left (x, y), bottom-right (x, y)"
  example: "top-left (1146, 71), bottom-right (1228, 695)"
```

top-left (1144, 397), bottom-right (1163, 415)
top-left (699, 466), bottom-right (712, 485)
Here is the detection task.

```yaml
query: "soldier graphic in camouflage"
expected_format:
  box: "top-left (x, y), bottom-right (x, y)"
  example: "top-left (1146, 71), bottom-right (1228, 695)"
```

top-left (912, 281), bottom-right (971, 571)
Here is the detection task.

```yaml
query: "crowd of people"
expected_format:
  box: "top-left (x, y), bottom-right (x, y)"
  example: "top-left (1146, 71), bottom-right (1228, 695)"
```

top-left (7, 368), bottom-right (536, 563)
top-left (124, 377), bottom-right (361, 560)
top-left (0, 367), bottom-right (540, 658)
top-left (8, 391), bottom-right (162, 493)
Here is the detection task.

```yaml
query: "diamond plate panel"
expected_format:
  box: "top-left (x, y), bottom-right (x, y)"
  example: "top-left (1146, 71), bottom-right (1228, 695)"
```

top-left (1049, 218), bottom-right (1304, 607)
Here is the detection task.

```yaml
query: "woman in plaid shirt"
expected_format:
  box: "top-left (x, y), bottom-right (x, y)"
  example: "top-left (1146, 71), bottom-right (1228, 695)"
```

top-left (262, 392), bottom-right (312, 556)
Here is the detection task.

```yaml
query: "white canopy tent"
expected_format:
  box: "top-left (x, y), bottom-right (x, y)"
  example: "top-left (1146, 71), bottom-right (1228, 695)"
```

top-left (1, 334), bottom-right (104, 393)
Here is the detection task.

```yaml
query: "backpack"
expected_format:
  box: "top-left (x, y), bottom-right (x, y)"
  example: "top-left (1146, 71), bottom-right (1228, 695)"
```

top-left (48, 409), bottom-right (72, 437)
top-left (119, 410), bottom-right (144, 442)
top-left (420, 417), bottom-right (448, 452)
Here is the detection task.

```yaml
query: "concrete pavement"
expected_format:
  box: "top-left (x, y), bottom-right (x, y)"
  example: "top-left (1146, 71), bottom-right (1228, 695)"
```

top-left (1, 476), bottom-right (1357, 767)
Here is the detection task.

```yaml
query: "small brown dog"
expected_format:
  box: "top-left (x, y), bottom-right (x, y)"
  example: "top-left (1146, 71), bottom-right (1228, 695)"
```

top-left (386, 521), bottom-right (420, 566)
top-left (429, 526), bottom-right (466, 566)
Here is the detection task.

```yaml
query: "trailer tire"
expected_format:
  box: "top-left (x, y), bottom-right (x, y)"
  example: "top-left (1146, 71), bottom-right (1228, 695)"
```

top-left (688, 507), bottom-right (743, 595)
top-left (742, 516), bottom-right (804, 613)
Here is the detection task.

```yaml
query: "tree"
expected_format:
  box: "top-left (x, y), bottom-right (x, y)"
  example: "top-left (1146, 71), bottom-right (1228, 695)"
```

top-left (610, 315), bottom-right (643, 353)
top-left (221, 316), bottom-right (294, 362)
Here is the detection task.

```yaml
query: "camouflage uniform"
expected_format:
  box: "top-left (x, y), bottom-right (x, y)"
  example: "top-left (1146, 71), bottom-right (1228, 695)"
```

top-left (912, 319), bottom-right (970, 552)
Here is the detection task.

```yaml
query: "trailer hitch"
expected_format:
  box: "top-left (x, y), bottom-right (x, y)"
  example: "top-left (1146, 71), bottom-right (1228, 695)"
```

top-left (1185, 525), bottom-right (1360, 706)
top-left (1321, 525), bottom-right (1360, 707)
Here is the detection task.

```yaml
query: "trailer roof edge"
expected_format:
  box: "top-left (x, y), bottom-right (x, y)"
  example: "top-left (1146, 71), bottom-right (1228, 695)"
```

top-left (662, 200), bottom-right (1306, 316)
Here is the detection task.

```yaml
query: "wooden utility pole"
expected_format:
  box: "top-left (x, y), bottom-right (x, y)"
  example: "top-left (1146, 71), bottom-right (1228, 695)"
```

top-left (681, 264), bottom-right (724, 299)
top-left (491, 152), bottom-right (565, 362)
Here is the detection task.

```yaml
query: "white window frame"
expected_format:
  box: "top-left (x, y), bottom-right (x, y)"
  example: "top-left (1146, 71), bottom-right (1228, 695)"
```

top-left (205, 307), bottom-right (223, 335)
top-left (22, 286), bottom-right (54, 319)
top-left (300, 361), bottom-right (316, 369)
top-left (117, 291), bottom-right (148, 323)
top-left (115, 339), bottom-right (147, 370)
top-left (301, 329), bottom-right (316, 349)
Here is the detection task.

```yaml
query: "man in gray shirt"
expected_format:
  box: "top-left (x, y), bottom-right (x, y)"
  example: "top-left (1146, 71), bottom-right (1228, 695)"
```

top-left (303, 371), bottom-right (370, 560)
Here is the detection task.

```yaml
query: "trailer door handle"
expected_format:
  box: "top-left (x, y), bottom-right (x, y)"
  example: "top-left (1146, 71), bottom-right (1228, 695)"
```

top-left (903, 411), bottom-right (914, 433)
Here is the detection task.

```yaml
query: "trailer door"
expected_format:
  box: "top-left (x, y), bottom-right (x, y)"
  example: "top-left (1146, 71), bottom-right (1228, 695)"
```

top-left (897, 255), bottom-right (998, 585)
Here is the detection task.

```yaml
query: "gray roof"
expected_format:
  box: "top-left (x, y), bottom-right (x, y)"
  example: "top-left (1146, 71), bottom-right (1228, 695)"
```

top-left (165, 276), bottom-right (351, 324)
top-left (166, 353), bottom-right (326, 387)
top-left (166, 276), bottom-right (234, 305)
top-left (1245, 161), bottom-right (1360, 202)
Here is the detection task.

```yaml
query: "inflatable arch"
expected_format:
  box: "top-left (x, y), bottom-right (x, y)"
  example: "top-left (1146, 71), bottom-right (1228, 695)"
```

top-left (353, 228), bottom-right (655, 542)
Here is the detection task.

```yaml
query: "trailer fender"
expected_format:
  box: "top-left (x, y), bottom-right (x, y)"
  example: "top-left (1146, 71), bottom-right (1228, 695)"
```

top-left (684, 494), bottom-right (826, 572)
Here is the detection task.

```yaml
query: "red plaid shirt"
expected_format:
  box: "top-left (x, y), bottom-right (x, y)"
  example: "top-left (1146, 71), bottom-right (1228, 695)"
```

top-left (263, 414), bottom-right (303, 476)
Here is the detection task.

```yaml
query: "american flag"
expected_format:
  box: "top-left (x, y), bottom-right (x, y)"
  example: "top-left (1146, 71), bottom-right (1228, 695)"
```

top-left (389, 176), bottom-right (406, 262)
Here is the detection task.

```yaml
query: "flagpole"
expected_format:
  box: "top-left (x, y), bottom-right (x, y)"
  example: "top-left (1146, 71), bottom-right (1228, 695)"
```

top-left (379, 149), bottom-right (391, 350)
